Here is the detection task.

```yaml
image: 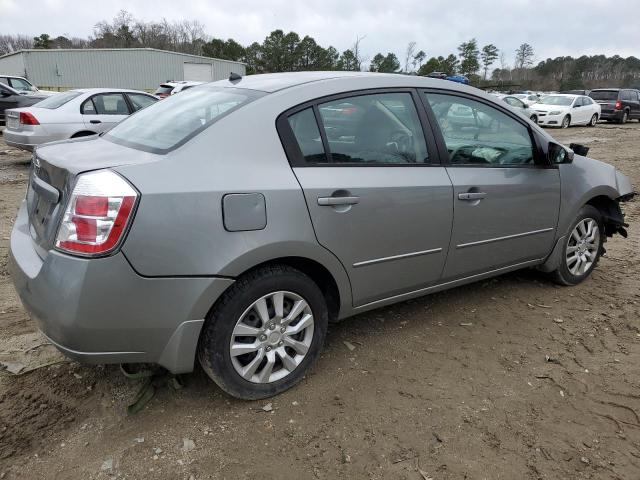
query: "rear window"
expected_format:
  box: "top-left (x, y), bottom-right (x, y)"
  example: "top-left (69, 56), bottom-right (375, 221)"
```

top-left (36, 91), bottom-right (82, 109)
top-left (589, 90), bottom-right (618, 101)
top-left (105, 87), bottom-right (264, 153)
top-left (154, 85), bottom-right (174, 95)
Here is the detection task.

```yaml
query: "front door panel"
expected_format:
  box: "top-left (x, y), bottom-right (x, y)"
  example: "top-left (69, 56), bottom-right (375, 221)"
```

top-left (443, 167), bottom-right (560, 280)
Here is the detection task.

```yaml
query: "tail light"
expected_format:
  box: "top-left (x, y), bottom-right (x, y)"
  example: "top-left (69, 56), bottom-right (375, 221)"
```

top-left (615, 100), bottom-right (623, 110)
top-left (55, 170), bottom-right (138, 256)
top-left (20, 112), bottom-right (39, 125)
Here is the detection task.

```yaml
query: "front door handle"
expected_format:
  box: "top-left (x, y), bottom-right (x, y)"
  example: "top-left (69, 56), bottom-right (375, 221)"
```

top-left (317, 195), bottom-right (360, 206)
top-left (90, 119), bottom-right (102, 124)
top-left (458, 192), bottom-right (487, 201)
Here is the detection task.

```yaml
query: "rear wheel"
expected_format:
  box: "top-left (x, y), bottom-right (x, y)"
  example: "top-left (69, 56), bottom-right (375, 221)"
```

top-left (620, 110), bottom-right (628, 124)
top-left (561, 115), bottom-right (571, 129)
top-left (198, 265), bottom-right (328, 400)
top-left (551, 205), bottom-right (604, 286)
top-left (588, 114), bottom-right (598, 127)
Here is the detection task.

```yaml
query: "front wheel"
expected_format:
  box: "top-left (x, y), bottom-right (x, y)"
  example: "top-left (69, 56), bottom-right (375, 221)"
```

top-left (530, 114), bottom-right (538, 123)
top-left (587, 114), bottom-right (598, 127)
top-left (551, 205), bottom-right (604, 286)
top-left (198, 265), bottom-right (328, 400)
top-left (561, 115), bottom-right (571, 129)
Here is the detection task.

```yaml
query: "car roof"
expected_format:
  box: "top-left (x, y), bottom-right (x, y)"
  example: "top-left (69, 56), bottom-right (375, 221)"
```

top-left (69, 88), bottom-right (154, 94)
top-left (590, 88), bottom-right (620, 91)
top-left (208, 71), bottom-right (487, 94)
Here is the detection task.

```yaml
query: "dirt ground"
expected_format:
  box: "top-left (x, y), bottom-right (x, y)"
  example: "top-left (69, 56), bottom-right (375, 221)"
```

top-left (0, 123), bottom-right (638, 480)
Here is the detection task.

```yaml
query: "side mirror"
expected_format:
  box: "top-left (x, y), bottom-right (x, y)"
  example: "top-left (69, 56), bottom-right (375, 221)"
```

top-left (549, 142), bottom-right (574, 164)
top-left (0, 91), bottom-right (11, 98)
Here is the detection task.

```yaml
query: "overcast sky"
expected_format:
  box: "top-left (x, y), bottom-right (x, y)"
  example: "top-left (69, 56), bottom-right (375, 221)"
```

top-left (1, 0), bottom-right (638, 66)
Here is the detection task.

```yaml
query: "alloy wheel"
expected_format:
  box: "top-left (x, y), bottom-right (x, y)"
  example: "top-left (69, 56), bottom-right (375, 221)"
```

top-left (590, 114), bottom-right (597, 126)
top-left (566, 218), bottom-right (600, 276)
top-left (229, 291), bottom-right (314, 384)
top-left (562, 116), bottom-right (570, 128)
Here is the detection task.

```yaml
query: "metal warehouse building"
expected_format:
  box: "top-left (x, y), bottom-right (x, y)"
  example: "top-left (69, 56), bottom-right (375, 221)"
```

top-left (0, 48), bottom-right (246, 91)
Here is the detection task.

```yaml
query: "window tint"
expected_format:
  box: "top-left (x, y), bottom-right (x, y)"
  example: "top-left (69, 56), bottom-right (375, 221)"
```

top-left (425, 93), bottom-right (534, 166)
top-left (106, 87), bottom-right (263, 153)
top-left (316, 92), bottom-right (428, 164)
top-left (288, 108), bottom-right (326, 163)
top-left (127, 93), bottom-right (157, 112)
top-left (92, 93), bottom-right (129, 115)
top-left (35, 90), bottom-right (82, 109)
top-left (589, 90), bottom-right (618, 101)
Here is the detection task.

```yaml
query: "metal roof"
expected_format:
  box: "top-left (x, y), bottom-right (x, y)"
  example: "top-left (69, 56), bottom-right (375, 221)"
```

top-left (0, 48), bottom-right (246, 66)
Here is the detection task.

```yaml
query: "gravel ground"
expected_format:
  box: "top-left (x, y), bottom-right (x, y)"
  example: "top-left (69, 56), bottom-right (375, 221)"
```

top-left (0, 123), bottom-right (638, 480)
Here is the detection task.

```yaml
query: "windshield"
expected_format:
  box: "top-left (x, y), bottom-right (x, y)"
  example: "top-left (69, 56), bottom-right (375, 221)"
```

top-left (35, 91), bottom-right (82, 109)
top-left (105, 87), bottom-right (264, 153)
top-left (539, 96), bottom-right (574, 106)
top-left (589, 90), bottom-right (618, 101)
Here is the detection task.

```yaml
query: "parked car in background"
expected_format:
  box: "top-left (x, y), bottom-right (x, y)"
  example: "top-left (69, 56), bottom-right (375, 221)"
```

top-left (3, 88), bottom-right (157, 151)
top-left (561, 89), bottom-right (590, 96)
top-left (0, 75), bottom-right (57, 96)
top-left (533, 94), bottom-right (600, 128)
top-left (501, 95), bottom-right (540, 122)
top-left (589, 88), bottom-right (640, 123)
top-left (426, 72), bottom-right (447, 79)
top-left (512, 93), bottom-right (540, 106)
top-left (9, 72), bottom-right (634, 400)
top-left (154, 81), bottom-right (205, 98)
top-left (0, 83), bottom-right (47, 126)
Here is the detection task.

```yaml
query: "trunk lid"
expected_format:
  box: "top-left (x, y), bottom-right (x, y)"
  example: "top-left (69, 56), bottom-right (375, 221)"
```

top-left (26, 136), bottom-right (161, 256)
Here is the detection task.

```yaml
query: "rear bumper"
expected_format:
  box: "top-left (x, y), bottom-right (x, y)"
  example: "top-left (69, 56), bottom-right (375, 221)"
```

top-left (3, 130), bottom-right (51, 151)
top-left (599, 110), bottom-right (624, 121)
top-left (8, 201), bottom-right (234, 373)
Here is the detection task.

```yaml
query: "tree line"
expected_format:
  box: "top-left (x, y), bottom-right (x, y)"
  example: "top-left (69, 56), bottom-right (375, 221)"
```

top-left (1, 10), bottom-right (639, 90)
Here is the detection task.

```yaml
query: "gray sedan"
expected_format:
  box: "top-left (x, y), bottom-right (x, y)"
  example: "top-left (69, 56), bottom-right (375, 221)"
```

top-left (9, 72), bottom-right (634, 399)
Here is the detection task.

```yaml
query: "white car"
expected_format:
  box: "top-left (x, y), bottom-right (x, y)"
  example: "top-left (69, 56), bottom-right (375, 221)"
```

top-left (3, 88), bottom-right (158, 151)
top-left (533, 94), bottom-right (601, 128)
top-left (0, 75), bottom-right (57, 97)
top-left (154, 81), bottom-right (205, 99)
top-left (512, 93), bottom-right (540, 106)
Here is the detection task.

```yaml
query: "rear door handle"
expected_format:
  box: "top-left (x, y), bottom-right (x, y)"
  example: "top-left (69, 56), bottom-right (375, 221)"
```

top-left (458, 192), bottom-right (487, 201)
top-left (90, 119), bottom-right (102, 124)
top-left (317, 196), bottom-right (360, 206)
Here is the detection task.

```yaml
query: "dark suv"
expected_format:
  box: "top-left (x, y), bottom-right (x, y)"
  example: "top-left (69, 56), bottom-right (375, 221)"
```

top-left (589, 88), bottom-right (640, 123)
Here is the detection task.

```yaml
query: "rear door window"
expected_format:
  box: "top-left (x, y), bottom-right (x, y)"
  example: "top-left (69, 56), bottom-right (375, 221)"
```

top-left (316, 92), bottom-right (429, 164)
top-left (92, 93), bottom-right (130, 115)
top-left (287, 108), bottom-right (327, 163)
top-left (127, 93), bottom-right (157, 112)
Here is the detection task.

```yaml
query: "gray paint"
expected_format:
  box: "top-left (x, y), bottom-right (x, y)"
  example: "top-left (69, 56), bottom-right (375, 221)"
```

top-left (8, 71), bottom-right (634, 374)
top-left (223, 193), bottom-right (267, 232)
top-left (0, 49), bottom-right (245, 90)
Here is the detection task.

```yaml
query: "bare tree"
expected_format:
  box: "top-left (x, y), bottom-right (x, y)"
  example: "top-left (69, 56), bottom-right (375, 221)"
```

top-left (404, 41), bottom-right (416, 73)
top-left (351, 35), bottom-right (366, 71)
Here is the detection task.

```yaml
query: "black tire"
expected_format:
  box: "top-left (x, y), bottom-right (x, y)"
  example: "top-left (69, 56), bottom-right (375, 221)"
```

top-left (587, 114), bottom-right (598, 127)
top-left (197, 265), bottom-right (328, 400)
top-left (530, 114), bottom-right (538, 123)
top-left (620, 110), bottom-right (628, 124)
top-left (551, 205), bottom-right (604, 286)
top-left (561, 115), bottom-right (571, 129)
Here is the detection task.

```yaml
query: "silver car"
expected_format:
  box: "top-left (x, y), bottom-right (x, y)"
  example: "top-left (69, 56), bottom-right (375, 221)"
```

top-left (3, 88), bottom-right (157, 151)
top-left (9, 72), bottom-right (635, 399)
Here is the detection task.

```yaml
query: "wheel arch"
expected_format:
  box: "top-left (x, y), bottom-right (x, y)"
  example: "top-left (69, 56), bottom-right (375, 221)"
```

top-left (586, 195), bottom-right (627, 238)
top-left (70, 130), bottom-right (97, 138)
